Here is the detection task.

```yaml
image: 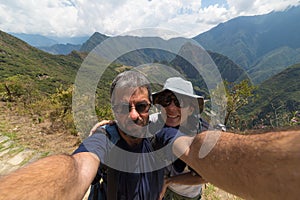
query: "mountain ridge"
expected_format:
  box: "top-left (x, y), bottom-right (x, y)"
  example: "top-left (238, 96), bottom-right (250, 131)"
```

top-left (193, 5), bottom-right (300, 84)
top-left (10, 6), bottom-right (300, 85)
top-left (0, 29), bottom-right (299, 129)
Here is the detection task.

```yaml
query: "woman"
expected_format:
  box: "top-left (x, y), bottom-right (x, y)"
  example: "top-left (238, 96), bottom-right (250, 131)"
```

top-left (151, 77), bottom-right (208, 200)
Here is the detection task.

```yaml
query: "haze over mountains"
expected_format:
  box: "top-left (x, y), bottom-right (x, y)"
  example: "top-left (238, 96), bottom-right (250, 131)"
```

top-left (10, 33), bottom-right (89, 47)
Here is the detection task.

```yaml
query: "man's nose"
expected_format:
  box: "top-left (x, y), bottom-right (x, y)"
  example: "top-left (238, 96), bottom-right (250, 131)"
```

top-left (129, 107), bottom-right (140, 120)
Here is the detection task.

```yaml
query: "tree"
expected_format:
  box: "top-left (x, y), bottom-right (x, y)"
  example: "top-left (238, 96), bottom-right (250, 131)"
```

top-left (0, 74), bottom-right (38, 105)
top-left (211, 80), bottom-right (256, 129)
top-left (49, 85), bottom-right (76, 135)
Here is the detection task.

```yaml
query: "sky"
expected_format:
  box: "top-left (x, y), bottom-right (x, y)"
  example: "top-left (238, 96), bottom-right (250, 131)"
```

top-left (0, 0), bottom-right (299, 38)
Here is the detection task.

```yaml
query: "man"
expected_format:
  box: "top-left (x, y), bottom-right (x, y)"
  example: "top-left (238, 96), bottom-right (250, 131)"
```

top-left (73, 70), bottom-right (165, 199)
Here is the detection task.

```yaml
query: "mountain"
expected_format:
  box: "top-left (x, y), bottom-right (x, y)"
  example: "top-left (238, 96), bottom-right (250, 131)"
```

top-left (10, 33), bottom-right (89, 56)
top-left (0, 29), bottom-right (122, 111)
top-left (207, 51), bottom-right (249, 83)
top-left (79, 33), bottom-right (250, 87)
top-left (10, 33), bottom-right (89, 47)
top-left (76, 33), bottom-right (251, 100)
top-left (10, 33), bottom-right (58, 47)
top-left (248, 46), bottom-right (300, 84)
top-left (0, 30), bottom-right (83, 92)
top-left (79, 32), bottom-right (109, 52)
top-left (9, 6), bottom-right (300, 86)
top-left (39, 43), bottom-right (82, 55)
top-left (2, 28), bottom-right (298, 129)
top-left (240, 62), bottom-right (300, 127)
top-left (170, 48), bottom-right (250, 97)
top-left (193, 6), bottom-right (300, 84)
top-left (47, 35), bottom-right (89, 45)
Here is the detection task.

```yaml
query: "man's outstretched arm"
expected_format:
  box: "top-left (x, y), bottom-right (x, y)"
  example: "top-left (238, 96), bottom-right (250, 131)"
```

top-left (174, 129), bottom-right (300, 200)
top-left (0, 152), bottom-right (99, 200)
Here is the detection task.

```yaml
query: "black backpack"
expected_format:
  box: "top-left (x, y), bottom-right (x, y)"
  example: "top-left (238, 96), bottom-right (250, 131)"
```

top-left (88, 125), bottom-right (120, 200)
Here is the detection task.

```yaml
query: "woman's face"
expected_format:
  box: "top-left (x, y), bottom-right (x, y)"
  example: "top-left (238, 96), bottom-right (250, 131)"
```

top-left (155, 91), bottom-right (194, 127)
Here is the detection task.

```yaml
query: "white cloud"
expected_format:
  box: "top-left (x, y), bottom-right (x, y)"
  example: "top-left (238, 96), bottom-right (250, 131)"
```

top-left (0, 0), bottom-right (299, 38)
top-left (0, 0), bottom-right (79, 36)
top-left (227, 0), bottom-right (300, 15)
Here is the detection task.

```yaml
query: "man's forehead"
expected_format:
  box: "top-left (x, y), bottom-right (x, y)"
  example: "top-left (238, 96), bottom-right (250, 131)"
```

top-left (113, 87), bottom-right (135, 100)
top-left (112, 86), bottom-right (149, 103)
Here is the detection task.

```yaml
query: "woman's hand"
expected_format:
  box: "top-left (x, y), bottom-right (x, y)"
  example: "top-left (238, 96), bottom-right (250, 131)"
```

top-left (89, 120), bottom-right (115, 135)
top-left (158, 177), bottom-right (171, 200)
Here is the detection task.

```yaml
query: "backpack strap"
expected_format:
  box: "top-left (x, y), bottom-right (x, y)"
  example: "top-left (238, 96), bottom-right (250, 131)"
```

top-left (102, 124), bottom-right (120, 200)
top-left (104, 124), bottom-right (120, 144)
top-left (106, 167), bottom-right (119, 200)
top-left (88, 124), bottom-right (121, 200)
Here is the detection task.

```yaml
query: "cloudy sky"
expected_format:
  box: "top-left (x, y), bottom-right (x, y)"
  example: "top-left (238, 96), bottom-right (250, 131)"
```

top-left (0, 0), bottom-right (299, 38)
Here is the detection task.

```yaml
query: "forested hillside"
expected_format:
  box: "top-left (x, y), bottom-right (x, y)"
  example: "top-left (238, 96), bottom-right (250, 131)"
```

top-left (240, 63), bottom-right (300, 129)
top-left (0, 30), bottom-right (83, 92)
top-left (0, 30), bottom-right (120, 136)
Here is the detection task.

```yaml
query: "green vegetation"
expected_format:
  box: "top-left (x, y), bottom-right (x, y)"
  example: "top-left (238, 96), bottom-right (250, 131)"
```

top-left (240, 63), bottom-right (300, 130)
top-left (202, 183), bottom-right (243, 200)
top-left (203, 184), bottom-right (218, 199)
top-left (210, 80), bottom-right (256, 130)
top-left (0, 30), bottom-right (82, 94)
top-left (0, 119), bottom-right (18, 142)
top-left (248, 46), bottom-right (300, 84)
top-left (0, 30), bottom-right (121, 136)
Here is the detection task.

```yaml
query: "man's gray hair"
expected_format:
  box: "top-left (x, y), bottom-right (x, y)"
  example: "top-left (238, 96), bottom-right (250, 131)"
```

top-left (110, 70), bottom-right (152, 102)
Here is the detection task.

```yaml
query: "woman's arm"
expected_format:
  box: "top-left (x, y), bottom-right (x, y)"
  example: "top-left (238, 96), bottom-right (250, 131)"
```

top-left (165, 171), bottom-right (207, 185)
top-left (158, 170), bottom-right (207, 200)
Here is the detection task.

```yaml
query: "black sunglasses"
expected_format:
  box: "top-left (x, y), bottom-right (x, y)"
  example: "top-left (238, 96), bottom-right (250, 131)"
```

top-left (112, 102), bottom-right (151, 114)
top-left (157, 94), bottom-right (188, 108)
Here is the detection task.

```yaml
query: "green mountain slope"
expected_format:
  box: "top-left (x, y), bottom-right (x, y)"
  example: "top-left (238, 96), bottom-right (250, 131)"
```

top-left (0, 30), bottom-right (83, 92)
top-left (208, 51), bottom-right (250, 83)
top-left (249, 46), bottom-right (300, 84)
top-left (240, 63), bottom-right (300, 127)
